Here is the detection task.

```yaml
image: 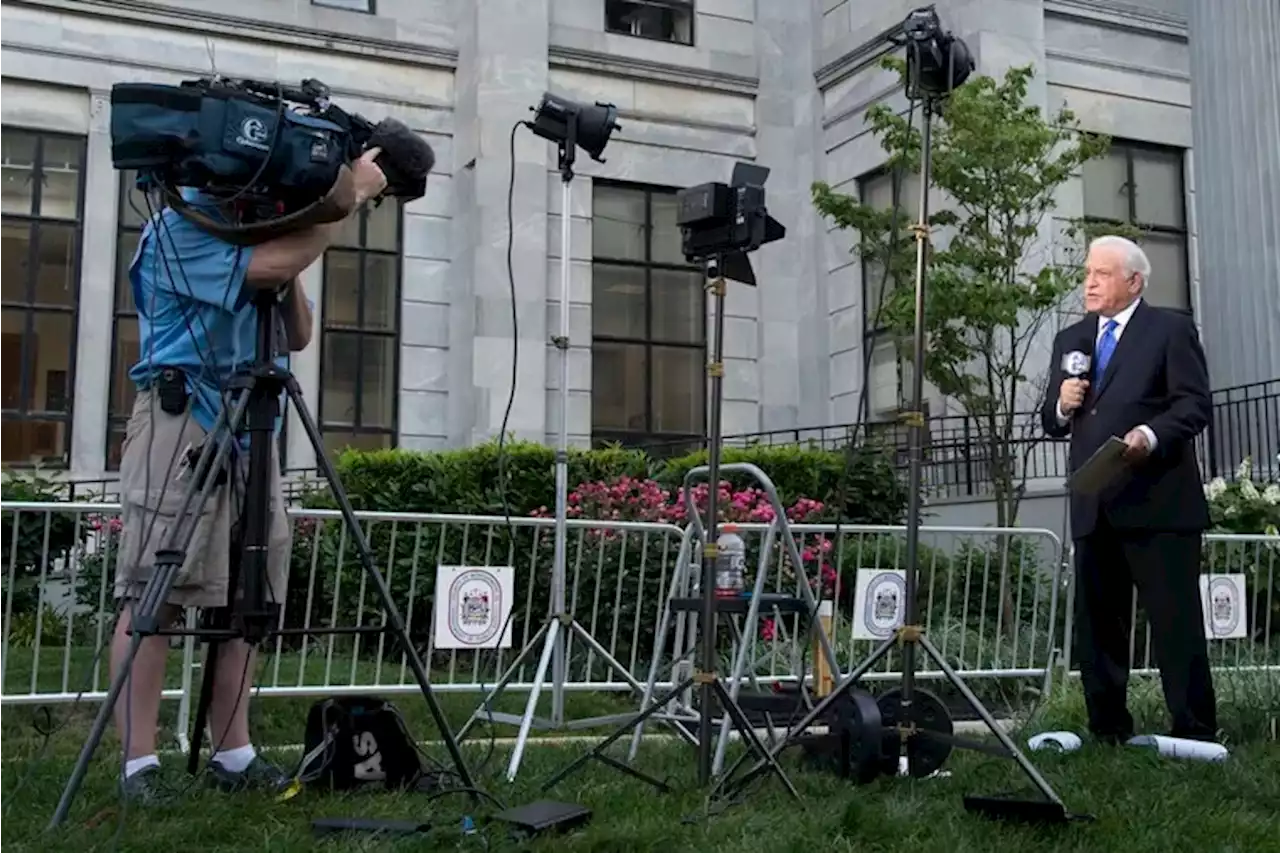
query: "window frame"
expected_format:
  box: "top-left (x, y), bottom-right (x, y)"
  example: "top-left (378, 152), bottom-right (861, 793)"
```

top-left (1, 127), bottom-right (88, 469)
top-left (603, 0), bottom-right (696, 47)
top-left (590, 179), bottom-right (707, 448)
top-left (856, 166), bottom-right (910, 417)
top-left (1082, 139), bottom-right (1191, 310)
top-left (317, 202), bottom-right (403, 455)
top-left (311, 0), bottom-right (375, 14)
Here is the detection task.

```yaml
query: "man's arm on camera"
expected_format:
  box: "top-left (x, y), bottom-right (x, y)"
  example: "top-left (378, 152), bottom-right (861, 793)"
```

top-left (245, 223), bottom-right (340, 288)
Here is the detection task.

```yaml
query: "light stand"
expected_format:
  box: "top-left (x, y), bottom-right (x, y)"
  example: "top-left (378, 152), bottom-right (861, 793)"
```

top-left (50, 279), bottom-right (477, 829)
top-left (538, 260), bottom-right (803, 800)
top-left (456, 101), bottom-right (642, 781)
top-left (711, 14), bottom-right (1079, 822)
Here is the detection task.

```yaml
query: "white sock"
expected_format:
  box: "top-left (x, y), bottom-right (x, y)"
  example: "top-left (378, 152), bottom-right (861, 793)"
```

top-left (212, 743), bottom-right (257, 773)
top-left (124, 754), bottom-right (160, 778)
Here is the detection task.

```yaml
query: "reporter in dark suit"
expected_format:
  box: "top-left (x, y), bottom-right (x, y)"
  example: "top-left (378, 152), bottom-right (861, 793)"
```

top-left (1042, 235), bottom-right (1217, 744)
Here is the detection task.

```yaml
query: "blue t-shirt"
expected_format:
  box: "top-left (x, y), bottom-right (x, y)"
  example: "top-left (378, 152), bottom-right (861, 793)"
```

top-left (127, 192), bottom-right (289, 441)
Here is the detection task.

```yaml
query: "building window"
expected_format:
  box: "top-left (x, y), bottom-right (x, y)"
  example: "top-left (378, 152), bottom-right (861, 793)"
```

top-left (591, 182), bottom-right (705, 448)
top-left (1082, 141), bottom-right (1189, 310)
top-left (857, 168), bottom-right (919, 417)
top-left (106, 171), bottom-right (148, 469)
top-left (1, 129), bottom-right (86, 467)
top-left (319, 201), bottom-right (401, 457)
top-left (605, 0), bottom-right (694, 46)
top-left (312, 0), bottom-right (374, 12)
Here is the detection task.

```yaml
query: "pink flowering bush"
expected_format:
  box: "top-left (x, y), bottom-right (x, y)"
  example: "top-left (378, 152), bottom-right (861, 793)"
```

top-left (532, 477), bottom-right (840, 644)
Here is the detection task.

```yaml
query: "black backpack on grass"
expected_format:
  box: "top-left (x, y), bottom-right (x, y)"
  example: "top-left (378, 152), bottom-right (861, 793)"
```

top-left (295, 696), bottom-right (431, 792)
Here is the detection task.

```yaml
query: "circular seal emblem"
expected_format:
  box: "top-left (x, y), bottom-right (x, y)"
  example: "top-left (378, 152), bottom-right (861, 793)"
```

top-left (862, 571), bottom-right (906, 639)
top-left (240, 117), bottom-right (269, 144)
top-left (447, 569), bottom-right (504, 646)
top-left (1206, 576), bottom-right (1239, 638)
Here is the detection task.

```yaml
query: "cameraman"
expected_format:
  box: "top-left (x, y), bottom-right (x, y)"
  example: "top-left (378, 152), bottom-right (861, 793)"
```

top-left (111, 148), bottom-right (387, 803)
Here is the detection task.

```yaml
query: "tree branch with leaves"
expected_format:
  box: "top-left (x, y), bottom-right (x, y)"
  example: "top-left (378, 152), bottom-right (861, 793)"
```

top-left (814, 60), bottom-right (1132, 529)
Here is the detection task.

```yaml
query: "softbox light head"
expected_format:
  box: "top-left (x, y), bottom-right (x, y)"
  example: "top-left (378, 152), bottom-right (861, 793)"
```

top-left (529, 92), bottom-right (621, 163)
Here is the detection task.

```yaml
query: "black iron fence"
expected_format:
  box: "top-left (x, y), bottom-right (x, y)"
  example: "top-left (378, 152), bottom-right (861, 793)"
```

top-left (10, 381), bottom-right (1277, 505)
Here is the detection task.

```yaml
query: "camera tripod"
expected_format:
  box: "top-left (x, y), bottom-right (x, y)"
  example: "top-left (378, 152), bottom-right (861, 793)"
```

top-left (708, 91), bottom-right (1071, 819)
top-left (49, 286), bottom-right (476, 828)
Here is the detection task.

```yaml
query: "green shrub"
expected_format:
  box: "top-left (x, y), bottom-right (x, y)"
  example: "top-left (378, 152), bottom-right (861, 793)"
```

top-left (1, 470), bottom-right (90, 618)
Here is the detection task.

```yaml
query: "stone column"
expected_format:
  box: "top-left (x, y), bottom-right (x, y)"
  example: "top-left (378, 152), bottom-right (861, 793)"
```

top-left (449, 0), bottom-right (551, 445)
top-left (1189, 0), bottom-right (1280, 388)
top-left (755, 0), bottom-right (826, 430)
top-left (70, 89), bottom-right (116, 476)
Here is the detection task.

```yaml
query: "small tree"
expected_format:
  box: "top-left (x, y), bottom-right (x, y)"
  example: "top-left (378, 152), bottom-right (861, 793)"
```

top-left (814, 61), bottom-right (1132, 528)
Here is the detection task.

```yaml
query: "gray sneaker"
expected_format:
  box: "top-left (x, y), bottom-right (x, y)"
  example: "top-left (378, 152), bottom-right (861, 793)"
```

top-left (207, 755), bottom-right (290, 794)
top-left (119, 765), bottom-right (166, 806)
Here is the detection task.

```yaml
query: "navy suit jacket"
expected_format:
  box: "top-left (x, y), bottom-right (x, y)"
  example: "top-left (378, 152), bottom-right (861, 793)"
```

top-left (1040, 301), bottom-right (1213, 539)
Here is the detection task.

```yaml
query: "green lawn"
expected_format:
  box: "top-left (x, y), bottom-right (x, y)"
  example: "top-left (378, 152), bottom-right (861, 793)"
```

top-left (2, 676), bottom-right (1278, 853)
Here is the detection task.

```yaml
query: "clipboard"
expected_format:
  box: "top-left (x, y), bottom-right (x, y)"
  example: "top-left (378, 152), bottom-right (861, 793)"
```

top-left (1067, 436), bottom-right (1130, 495)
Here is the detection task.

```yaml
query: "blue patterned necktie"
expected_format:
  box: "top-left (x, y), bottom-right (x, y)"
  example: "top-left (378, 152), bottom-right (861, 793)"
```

top-left (1095, 319), bottom-right (1119, 378)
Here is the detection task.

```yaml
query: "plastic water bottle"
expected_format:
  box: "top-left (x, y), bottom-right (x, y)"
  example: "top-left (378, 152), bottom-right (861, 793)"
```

top-left (715, 524), bottom-right (747, 598)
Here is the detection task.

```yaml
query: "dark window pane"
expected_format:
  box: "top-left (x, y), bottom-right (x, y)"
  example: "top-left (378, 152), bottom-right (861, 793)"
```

top-left (650, 268), bottom-right (703, 344)
top-left (38, 136), bottom-right (84, 220)
top-left (1132, 147), bottom-right (1184, 228)
top-left (650, 193), bottom-right (685, 265)
top-left (34, 222), bottom-right (77, 307)
top-left (593, 186), bottom-right (647, 261)
top-left (107, 424), bottom-right (127, 470)
top-left (362, 253), bottom-right (398, 331)
top-left (118, 170), bottom-right (152, 229)
top-left (1139, 232), bottom-right (1189, 310)
top-left (1, 419), bottom-right (67, 465)
top-left (322, 429), bottom-right (390, 459)
top-left (2, 309), bottom-right (24, 408)
top-left (365, 200), bottom-right (400, 252)
top-left (29, 312), bottom-right (75, 412)
top-left (592, 263), bottom-right (646, 339)
top-left (321, 332), bottom-right (360, 426)
top-left (112, 317), bottom-right (140, 416)
top-left (3, 220), bottom-right (30, 303)
top-left (2, 131), bottom-right (37, 216)
top-left (116, 233), bottom-right (142, 312)
top-left (651, 345), bottom-right (703, 434)
top-left (359, 335), bottom-right (396, 429)
top-left (591, 341), bottom-right (646, 431)
top-left (324, 250), bottom-right (361, 327)
top-left (333, 209), bottom-right (362, 249)
top-left (1082, 148), bottom-right (1130, 222)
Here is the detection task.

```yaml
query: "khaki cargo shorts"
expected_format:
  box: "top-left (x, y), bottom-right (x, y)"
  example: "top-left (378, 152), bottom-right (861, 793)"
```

top-left (114, 391), bottom-right (292, 610)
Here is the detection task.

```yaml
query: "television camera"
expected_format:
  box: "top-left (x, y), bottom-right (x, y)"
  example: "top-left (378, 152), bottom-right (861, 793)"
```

top-left (108, 75), bottom-right (434, 243)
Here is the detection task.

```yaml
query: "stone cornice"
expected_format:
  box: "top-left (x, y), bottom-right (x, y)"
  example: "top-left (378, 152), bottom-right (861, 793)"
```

top-left (547, 45), bottom-right (758, 96)
top-left (814, 20), bottom-right (903, 92)
top-left (3, 0), bottom-right (459, 68)
top-left (1044, 0), bottom-right (1188, 39)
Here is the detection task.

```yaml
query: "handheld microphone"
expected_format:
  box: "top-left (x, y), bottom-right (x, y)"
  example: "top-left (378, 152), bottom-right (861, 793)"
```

top-left (1062, 350), bottom-right (1091, 379)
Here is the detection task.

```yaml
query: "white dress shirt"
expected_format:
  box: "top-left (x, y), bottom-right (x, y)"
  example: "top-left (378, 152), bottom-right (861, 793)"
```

top-left (1056, 298), bottom-right (1159, 450)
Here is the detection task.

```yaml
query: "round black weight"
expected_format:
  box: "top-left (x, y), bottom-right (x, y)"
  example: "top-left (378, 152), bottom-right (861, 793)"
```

top-left (841, 690), bottom-right (886, 785)
top-left (876, 687), bottom-right (954, 778)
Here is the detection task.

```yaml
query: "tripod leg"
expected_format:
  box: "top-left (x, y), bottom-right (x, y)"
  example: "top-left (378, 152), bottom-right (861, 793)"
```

top-left (507, 618), bottom-right (560, 781)
top-left (541, 675), bottom-right (696, 793)
top-left (455, 620), bottom-right (550, 742)
top-left (716, 633), bottom-right (898, 801)
top-left (918, 635), bottom-right (1065, 805)
top-left (185, 637), bottom-right (221, 775)
top-left (284, 378), bottom-right (475, 791)
top-left (49, 397), bottom-right (251, 829)
top-left (709, 679), bottom-right (801, 802)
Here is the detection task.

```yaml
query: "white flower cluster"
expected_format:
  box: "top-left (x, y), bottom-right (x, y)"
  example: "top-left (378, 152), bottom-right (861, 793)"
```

top-left (1203, 456), bottom-right (1280, 505)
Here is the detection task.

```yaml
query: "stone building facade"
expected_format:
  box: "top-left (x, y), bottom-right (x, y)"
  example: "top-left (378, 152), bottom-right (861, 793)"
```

top-left (1, 0), bottom-right (1274, 480)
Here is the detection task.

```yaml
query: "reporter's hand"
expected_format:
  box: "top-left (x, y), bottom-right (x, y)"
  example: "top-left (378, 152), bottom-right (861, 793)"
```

top-left (1058, 378), bottom-right (1089, 415)
top-left (351, 147), bottom-right (388, 206)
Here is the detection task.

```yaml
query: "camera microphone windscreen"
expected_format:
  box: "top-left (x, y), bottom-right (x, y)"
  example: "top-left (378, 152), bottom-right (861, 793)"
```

top-left (1062, 350), bottom-right (1091, 378)
top-left (368, 118), bottom-right (434, 201)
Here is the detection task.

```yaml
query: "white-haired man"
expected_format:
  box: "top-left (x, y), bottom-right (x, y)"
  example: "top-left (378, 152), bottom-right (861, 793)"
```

top-left (1041, 235), bottom-right (1218, 744)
